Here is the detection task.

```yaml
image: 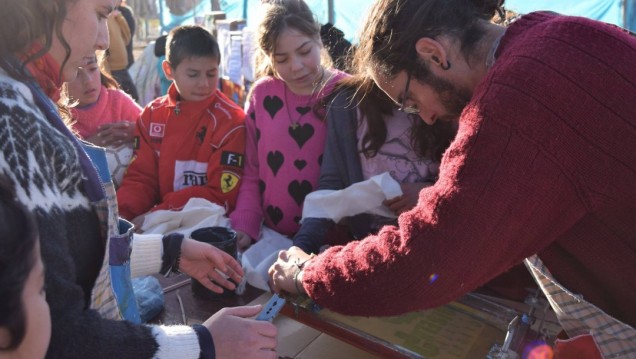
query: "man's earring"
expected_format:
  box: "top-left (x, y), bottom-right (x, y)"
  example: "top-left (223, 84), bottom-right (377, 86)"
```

top-left (441, 60), bottom-right (451, 70)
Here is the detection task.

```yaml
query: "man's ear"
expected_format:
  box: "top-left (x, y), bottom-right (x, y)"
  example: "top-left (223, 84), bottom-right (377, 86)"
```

top-left (161, 60), bottom-right (174, 81)
top-left (414, 37), bottom-right (448, 68)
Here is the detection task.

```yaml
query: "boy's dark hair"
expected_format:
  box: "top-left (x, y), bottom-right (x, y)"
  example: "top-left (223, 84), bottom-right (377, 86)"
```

top-left (165, 25), bottom-right (221, 69)
top-left (0, 175), bottom-right (39, 351)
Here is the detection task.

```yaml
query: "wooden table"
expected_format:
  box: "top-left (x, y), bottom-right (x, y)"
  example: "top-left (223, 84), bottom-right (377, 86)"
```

top-left (152, 274), bottom-right (559, 359)
top-left (152, 273), bottom-right (264, 326)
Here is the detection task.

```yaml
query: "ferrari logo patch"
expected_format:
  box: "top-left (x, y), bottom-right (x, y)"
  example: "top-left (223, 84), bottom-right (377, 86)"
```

top-left (221, 171), bottom-right (240, 193)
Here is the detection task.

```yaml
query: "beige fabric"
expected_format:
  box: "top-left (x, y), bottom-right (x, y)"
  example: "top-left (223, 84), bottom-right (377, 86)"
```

top-left (107, 13), bottom-right (131, 71)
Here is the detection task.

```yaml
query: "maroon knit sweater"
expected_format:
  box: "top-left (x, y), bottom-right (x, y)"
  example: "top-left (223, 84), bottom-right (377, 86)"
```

top-left (303, 12), bottom-right (636, 328)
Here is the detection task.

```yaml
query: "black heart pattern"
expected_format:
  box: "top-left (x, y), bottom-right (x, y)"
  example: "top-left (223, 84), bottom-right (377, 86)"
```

top-left (296, 106), bottom-right (311, 115)
top-left (267, 151), bottom-right (284, 176)
top-left (259, 180), bottom-right (266, 194)
top-left (256, 128), bottom-right (261, 142)
top-left (249, 111), bottom-right (255, 120)
top-left (266, 206), bottom-right (283, 226)
top-left (294, 216), bottom-right (302, 224)
top-left (294, 159), bottom-right (307, 170)
top-left (288, 180), bottom-right (313, 206)
top-left (288, 123), bottom-right (314, 149)
top-left (263, 96), bottom-right (283, 119)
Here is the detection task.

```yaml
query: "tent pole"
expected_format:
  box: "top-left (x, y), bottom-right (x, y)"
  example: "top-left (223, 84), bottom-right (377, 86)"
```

top-left (622, 0), bottom-right (627, 29)
top-left (328, 0), bottom-right (334, 24)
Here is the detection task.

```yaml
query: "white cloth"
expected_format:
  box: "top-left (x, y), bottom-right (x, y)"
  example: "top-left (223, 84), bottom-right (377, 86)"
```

top-left (240, 227), bottom-right (292, 291)
top-left (140, 198), bottom-right (229, 237)
top-left (300, 172), bottom-right (403, 223)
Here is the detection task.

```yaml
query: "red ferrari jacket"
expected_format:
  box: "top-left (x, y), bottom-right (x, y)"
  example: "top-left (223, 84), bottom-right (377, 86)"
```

top-left (117, 84), bottom-right (246, 220)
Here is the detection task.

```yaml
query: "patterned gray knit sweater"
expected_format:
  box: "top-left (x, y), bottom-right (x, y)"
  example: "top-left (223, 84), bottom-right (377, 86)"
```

top-left (0, 70), bottom-right (201, 359)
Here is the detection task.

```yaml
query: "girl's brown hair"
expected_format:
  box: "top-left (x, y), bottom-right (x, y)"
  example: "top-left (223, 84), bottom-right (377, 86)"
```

top-left (255, 0), bottom-right (331, 79)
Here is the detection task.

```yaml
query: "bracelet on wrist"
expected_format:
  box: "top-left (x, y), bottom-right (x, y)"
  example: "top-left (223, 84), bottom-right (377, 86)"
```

top-left (292, 254), bottom-right (316, 295)
top-left (293, 267), bottom-right (303, 295)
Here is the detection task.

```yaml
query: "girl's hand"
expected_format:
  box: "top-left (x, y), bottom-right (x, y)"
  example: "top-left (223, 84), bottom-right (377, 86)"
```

top-left (235, 230), bottom-right (253, 252)
top-left (95, 121), bottom-right (135, 147)
top-left (180, 238), bottom-right (244, 293)
top-left (383, 182), bottom-right (431, 215)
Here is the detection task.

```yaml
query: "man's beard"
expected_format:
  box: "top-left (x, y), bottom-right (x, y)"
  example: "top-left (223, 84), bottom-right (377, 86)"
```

top-left (419, 66), bottom-right (472, 122)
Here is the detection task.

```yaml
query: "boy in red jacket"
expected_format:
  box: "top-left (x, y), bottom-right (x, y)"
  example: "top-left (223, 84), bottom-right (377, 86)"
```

top-left (117, 25), bottom-right (246, 226)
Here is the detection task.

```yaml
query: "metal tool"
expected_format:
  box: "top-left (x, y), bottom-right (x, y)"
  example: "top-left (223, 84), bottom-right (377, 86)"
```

top-left (256, 294), bottom-right (286, 322)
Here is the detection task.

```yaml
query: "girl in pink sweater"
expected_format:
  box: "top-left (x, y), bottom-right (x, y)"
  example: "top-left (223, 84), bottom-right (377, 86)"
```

top-left (229, 0), bottom-right (347, 251)
top-left (63, 53), bottom-right (142, 187)
top-left (64, 53), bottom-right (141, 146)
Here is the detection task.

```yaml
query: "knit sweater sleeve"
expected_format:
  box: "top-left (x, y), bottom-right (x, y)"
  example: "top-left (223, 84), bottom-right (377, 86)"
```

top-left (302, 102), bottom-right (584, 316)
top-left (0, 76), bottom-right (204, 359)
top-left (300, 21), bottom-right (610, 314)
top-left (229, 86), bottom-right (264, 239)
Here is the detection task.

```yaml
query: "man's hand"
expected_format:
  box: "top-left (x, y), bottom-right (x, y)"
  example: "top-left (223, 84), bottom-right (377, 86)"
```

top-left (268, 246), bottom-right (313, 295)
top-left (204, 305), bottom-right (278, 359)
top-left (179, 238), bottom-right (244, 293)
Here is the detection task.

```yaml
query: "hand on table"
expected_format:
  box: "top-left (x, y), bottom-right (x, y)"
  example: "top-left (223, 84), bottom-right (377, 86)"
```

top-left (268, 246), bottom-right (314, 295)
top-left (179, 238), bottom-right (244, 293)
top-left (204, 305), bottom-right (278, 359)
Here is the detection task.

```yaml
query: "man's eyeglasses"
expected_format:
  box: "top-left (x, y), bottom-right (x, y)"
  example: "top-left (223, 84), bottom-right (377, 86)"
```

top-left (398, 73), bottom-right (420, 115)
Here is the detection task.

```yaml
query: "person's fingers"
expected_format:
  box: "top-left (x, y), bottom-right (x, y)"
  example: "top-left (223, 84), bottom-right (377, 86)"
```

top-left (224, 253), bottom-right (244, 277)
top-left (203, 246), bottom-right (227, 272)
top-left (201, 278), bottom-right (224, 293)
top-left (255, 321), bottom-right (278, 338)
top-left (222, 305), bottom-right (262, 318)
top-left (258, 337), bottom-right (278, 351)
top-left (207, 269), bottom-right (236, 290)
top-left (268, 268), bottom-right (281, 293)
top-left (277, 249), bottom-right (289, 261)
top-left (267, 277), bottom-right (279, 294)
top-left (220, 261), bottom-right (243, 285)
top-left (382, 196), bottom-right (401, 207)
